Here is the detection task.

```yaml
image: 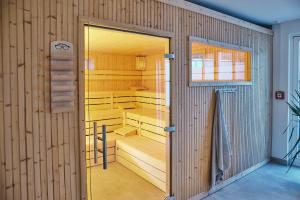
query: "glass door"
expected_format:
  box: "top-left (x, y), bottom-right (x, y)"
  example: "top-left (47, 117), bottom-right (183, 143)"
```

top-left (84, 25), bottom-right (171, 200)
top-left (290, 36), bottom-right (300, 167)
top-left (295, 36), bottom-right (300, 166)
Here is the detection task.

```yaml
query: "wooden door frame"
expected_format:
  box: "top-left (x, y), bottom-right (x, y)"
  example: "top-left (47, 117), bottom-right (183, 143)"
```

top-left (78, 16), bottom-right (175, 200)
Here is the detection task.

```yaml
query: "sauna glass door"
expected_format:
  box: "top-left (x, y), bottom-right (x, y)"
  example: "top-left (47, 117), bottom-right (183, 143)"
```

top-left (84, 25), bottom-right (171, 200)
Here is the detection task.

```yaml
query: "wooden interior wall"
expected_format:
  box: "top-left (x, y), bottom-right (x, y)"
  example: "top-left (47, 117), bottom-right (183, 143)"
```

top-left (142, 54), bottom-right (166, 92)
top-left (0, 0), bottom-right (272, 200)
top-left (85, 52), bottom-right (141, 91)
top-left (85, 53), bottom-right (166, 92)
top-left (86, 52), bottom-right (137, 71)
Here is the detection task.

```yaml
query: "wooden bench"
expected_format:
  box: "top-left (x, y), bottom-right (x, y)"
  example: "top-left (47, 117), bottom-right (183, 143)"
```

top-left (116, 136), bottom-right (167, 192)
top-left (86, 133), bottom-right (123, 167)
top-left (84, 90), bottom-right (169, 191)
top-left (124, 108), bottom-right (168, 144)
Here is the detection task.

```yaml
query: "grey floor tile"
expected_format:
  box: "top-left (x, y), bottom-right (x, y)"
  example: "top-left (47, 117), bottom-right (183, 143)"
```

top-left (202, 163), bottom-right (300, 200)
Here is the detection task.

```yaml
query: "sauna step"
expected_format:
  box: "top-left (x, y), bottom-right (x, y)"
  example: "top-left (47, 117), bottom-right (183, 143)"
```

top-left (114, 126), bottom-right (137, 137)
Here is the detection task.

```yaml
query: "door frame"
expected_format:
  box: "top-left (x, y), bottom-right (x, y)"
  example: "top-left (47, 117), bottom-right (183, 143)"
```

top-left (78, 16), bottom-right (175, 200)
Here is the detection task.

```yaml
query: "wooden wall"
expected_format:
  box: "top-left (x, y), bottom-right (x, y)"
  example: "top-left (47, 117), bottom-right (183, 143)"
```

top-left (0, 0), bottom-right (272, 200)
top-left (85, 53), bottom-right (166, 92)
top-left (85, 52), bottom-right (142, 91)
top-left (142, 54), bottom-right (166, 92)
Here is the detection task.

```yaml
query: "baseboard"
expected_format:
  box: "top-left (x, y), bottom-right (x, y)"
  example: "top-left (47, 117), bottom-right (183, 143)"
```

top-left (271, 156), bottom-right (300, 167)
top-left (270, 157), bottom-right (288, 165)
top-left (188, 159), bottom-right (270, 200)
top-left (188, 192), bottom-right (208, 200)
top-left (293, 159), bottom-right (300, 167)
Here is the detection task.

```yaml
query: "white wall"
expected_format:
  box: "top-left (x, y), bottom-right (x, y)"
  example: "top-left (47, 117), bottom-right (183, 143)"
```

top-left (272, 19), bottom-right (300, 160)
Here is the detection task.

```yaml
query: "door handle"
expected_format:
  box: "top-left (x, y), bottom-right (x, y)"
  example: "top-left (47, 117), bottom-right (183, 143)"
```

top-left (93, 121), bottom-right (98, 164)
top-left (98, 124), bottom-right (108, 170)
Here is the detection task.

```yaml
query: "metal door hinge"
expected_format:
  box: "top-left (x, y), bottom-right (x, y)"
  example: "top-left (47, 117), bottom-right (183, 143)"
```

top-left (164, 53), bottom-right (175, 60)
top-left (164, 126), bottom-right (176, 133)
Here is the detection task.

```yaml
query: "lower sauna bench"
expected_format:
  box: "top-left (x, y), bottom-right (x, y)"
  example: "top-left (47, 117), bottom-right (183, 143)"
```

top-left (86, 133), bottom-right (123, 167)
top-left (116, 135), bottom-right (166, 192)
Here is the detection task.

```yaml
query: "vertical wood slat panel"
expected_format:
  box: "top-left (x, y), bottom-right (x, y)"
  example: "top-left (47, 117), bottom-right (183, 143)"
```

top-left (37, 0), bottom-right (48, 200)
top-left (3, 0), bottom-right (13, 199)
top-left (0, 0), bottom-right (272, 200)
top-left (62, 0), bottom-right (70, 199)
top-left (9, 0), bottom-right (21, 199)
top-left (57, 113), bottom-right (65, 200)
top-left (32, 0), bottom-right (42, 198)
top-left (52, 114), bottom-right (59, 200)
top-left (78, 6), bottom-right (86, 200)
top-left (67, 0), bottom-right (75, 199)
top-left (73, 0), bottom-right (81, 198)
top-left (37, 0), bottom-right (47, 198)
top-left (63, 115), bottom-right (70, 200)
top-left (0, 0), bottom-right (5, 199)
top-left (56, 0), bottom-right (66, 198)
top-left (45, 0), bottom-right (54, 198)
top-left (170, 6), bottom-right (272, 199)
top-left (50, 0), bottom-right (59, 199)
top-left (24, 0), bottom-right (35, 198)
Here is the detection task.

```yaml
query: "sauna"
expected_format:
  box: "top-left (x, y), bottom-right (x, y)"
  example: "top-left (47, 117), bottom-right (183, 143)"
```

top-left (0, 0), bottom-right (274, 200)
top-left (84, 26), bottom-right (171, 199)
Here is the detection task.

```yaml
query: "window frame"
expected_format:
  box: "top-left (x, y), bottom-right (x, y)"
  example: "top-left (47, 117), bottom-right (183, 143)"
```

top-left (188, 36), bottom-right (253, 87)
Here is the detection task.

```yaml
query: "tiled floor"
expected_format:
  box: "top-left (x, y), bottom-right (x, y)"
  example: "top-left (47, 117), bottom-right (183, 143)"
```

top-left (203, 163), bottom-right (300, 200)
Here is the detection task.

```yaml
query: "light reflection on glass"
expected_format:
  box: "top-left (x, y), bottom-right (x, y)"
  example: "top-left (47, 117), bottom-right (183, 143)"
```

top-left (191, 41), bottom-right (251, 82)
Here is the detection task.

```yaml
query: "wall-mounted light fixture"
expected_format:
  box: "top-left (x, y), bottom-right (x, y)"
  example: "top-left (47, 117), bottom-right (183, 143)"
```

top-left (136, 56), bottom-right (146, 70)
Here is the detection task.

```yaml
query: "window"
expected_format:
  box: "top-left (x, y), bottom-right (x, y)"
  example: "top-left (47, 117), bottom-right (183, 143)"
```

top-left (189, 37), bottom-right (252, 86)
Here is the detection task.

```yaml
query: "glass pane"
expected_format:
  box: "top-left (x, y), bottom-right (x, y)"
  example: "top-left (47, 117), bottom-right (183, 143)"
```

top-left (297, 39), bottom-right (300, 159)
top-left (217, 50), bottom-right (233, 81)
top-left (235, 51), bottom-right (246, 80)
top-left (191, 40), bottom-right (251, 83)
top-left (85, 26), bottom-right (170, 199)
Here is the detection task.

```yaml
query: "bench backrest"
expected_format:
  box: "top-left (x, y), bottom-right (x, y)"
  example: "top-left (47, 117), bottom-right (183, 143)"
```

top-left (85, 91), bottom-right (168, 143)
top-left (85, 91), bottom-right (167, 111)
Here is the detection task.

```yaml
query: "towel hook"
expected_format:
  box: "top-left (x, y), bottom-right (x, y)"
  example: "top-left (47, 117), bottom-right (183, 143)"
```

top-left (214, 87), bottom-right (237, 93)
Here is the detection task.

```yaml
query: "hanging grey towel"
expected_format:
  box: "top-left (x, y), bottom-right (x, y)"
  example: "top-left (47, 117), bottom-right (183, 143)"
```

top-left (211, 91), bottom-right (232, 188)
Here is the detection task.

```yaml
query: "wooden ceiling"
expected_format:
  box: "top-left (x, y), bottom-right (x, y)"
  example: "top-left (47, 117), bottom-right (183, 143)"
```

top-left (84, 26), bottom-right (169, 56)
